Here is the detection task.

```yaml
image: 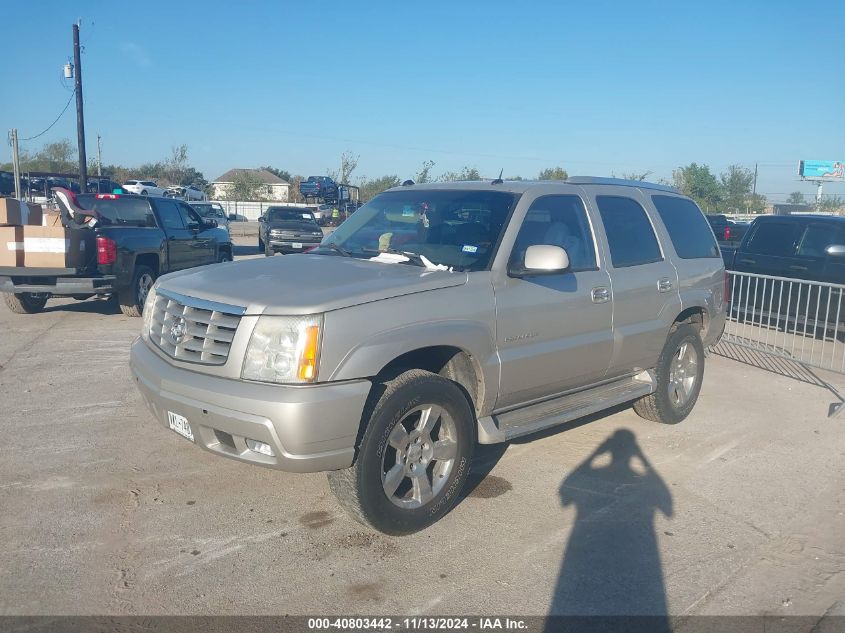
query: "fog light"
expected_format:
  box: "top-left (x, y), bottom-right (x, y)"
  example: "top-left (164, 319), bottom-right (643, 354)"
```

top-left (245, 438), bottom-right (275, 457)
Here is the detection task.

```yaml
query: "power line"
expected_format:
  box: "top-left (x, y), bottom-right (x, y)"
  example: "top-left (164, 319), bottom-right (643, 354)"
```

top-left (19, 88), bottom-right (76, 142)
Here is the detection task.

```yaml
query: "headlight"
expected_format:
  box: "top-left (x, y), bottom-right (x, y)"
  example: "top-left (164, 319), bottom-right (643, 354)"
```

top-left (141, 284), bottom-right (158, 339)
top-left (242, 315), bottom-right (322, 384)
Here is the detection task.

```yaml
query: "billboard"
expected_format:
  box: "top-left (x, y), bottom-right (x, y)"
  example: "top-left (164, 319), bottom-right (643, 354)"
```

top-left (799, 160), bottom-right (845, 181)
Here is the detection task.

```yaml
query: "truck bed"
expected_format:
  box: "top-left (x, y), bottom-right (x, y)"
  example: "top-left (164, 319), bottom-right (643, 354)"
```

top-left (0, 266), bottom-right (116, 295)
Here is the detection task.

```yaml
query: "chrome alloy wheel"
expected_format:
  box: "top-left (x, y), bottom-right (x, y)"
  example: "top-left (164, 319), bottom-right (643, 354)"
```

top-left (138, 273), bottom-right (154, 306)
top-left (668, 341), bottom-right (699, 407)
top-left (381, 404), bottom-right (458, 509)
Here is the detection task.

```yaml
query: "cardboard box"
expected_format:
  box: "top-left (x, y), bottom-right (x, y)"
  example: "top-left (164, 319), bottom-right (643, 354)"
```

top-left (25, 203), bottom-right (43, 227)
top-left (23, 226), bottom-right (90, 268)
top-left (42, 212), bottom-right (63, 227)
top-left (0, 199), bottom-right (44, 226)
top-left (0, 226), bottom-right (24, 267)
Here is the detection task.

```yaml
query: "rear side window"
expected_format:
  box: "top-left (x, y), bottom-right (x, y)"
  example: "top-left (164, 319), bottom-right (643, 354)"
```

top-left (76, 195), bottom-right (155, 227)
top-left (596, 196), bottom-right (662, 267)
top-left (651, 195), bottom-right (719, 259)
top-left (745, 222), bottom-right (802, 256)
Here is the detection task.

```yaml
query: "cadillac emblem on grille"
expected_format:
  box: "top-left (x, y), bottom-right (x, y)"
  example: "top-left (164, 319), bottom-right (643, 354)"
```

top-left (169, 317), bottom-right (187, 345)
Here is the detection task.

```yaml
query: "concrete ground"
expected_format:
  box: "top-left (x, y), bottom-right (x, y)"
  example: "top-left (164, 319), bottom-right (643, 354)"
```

top-left (1, 238), bottom-right (844, 617)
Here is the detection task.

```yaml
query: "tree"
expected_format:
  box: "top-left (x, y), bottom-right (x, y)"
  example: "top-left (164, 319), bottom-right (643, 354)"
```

top-left (720, 165), bottom-right (754, 213)
top-left (618, 170), bottom-right (652, 181)
top-left (359, 175), bottom-right (401, 201)
top-left (224, 170), bottom-right (265, 201)
top-left (787, 191), bottom-right (805, 205)
top-left (440, 166), bottom-right (481, 181)
top-left (538, 166), bottom-right (568, 180)
top-left (415, 160), bottom-right (435, 184)
top-left (672, 163), bottom-right (722, 212)
top-left (328, 151), bottom-right (359, 184)
top-left (820, 195), bottom-right (845, 214)
top-left (287, 175), bottom-right (305, 203)
top-left (746, 193), bottom-right (767, 215)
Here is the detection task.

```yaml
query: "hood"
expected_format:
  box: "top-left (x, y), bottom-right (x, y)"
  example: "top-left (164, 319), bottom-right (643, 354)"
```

top-left (157, 254), bottom-right (468, 315)
top-left (267, 220), bottom-right (319, 231)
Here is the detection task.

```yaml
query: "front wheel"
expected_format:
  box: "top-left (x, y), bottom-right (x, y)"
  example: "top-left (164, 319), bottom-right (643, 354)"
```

top-left (633, 323), bottom-right (705, 425)
top-left (3, 292), bottom-right (49, 314)
top-left (140, 189), bottom-right (148, 196)
top-left (328, 369), bottom-right (474, 535)
top-left (218, 249), bottom-right (232, 263)
top-left (118, 265), bottom-right (156, 317)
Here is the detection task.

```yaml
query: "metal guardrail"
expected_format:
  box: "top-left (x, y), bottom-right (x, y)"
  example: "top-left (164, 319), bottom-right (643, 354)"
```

top-left (723, 270), bottom-right (845, 416)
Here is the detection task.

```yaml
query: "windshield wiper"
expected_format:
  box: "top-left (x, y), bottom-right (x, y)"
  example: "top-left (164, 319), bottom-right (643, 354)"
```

top-left (321, 242), bottom-right (353, 257)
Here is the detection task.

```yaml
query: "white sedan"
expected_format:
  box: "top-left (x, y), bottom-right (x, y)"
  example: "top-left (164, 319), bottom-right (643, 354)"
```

top-left (123, 180), bottom-right (166, 196)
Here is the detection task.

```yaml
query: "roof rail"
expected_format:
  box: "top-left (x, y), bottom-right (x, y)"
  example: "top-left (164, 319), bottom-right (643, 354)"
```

top-left (565, 176), bottom-right (680, 194)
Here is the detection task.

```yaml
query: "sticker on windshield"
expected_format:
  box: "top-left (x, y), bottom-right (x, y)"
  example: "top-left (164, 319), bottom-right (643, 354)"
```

top-left (462, 245), bottom-right (479, 254)
top-left (302, 214), bottom-right (311, 219)
top-left (402, 206), bottom-right (415, 217)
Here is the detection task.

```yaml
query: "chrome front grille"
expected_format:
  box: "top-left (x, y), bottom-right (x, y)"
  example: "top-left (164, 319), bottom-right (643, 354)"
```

top-left (149, 291), bottom-right (245, 365)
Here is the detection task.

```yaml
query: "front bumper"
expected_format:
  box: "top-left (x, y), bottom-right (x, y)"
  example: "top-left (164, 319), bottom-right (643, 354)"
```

top-left (267, 238), bottom-right (322, 253)
top-left (129, 338), bottom-right (371, 472)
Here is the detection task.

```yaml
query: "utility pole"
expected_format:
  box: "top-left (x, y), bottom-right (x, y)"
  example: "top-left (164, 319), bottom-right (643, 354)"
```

top-left (97, 134), bottom-right (102, 177)
top-left (73, 22), bottom-right (88, 193)
top-left (9, 129), bottom-right (21, 199)
top-left (752, 162), bottom-right (758, 196)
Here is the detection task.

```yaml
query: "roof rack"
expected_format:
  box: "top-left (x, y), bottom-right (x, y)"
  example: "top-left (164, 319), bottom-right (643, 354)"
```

top-left (565, 176), bottom-right (679, 194)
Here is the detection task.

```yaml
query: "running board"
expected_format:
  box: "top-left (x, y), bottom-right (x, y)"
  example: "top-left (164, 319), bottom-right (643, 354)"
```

top-left (477, 372), bottom-right (654, 444)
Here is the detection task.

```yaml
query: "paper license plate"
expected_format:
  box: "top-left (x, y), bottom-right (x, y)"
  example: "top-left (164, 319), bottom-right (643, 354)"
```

top-left (167, 411), bottom-right (195, 442)
top-left (292, 242), bottom-right (303, 249)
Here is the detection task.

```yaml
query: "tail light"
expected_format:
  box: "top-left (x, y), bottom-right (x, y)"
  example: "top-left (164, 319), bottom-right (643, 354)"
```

top-left (97, 236), bottom-right (117, 265)
top-left (723, 226), bottom-right (731, 240)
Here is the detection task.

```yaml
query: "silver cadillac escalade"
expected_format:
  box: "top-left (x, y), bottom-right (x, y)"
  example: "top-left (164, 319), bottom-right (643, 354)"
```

top-left (130, 178), bottom-right (726, 535)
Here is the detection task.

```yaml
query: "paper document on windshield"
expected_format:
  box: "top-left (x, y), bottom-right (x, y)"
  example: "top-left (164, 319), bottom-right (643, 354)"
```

top-left (368, 252), bottom-right (452, 271)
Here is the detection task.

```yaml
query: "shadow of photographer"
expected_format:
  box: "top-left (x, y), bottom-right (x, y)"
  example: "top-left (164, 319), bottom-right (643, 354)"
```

top-left (547, 428), bottom-right (673, 629)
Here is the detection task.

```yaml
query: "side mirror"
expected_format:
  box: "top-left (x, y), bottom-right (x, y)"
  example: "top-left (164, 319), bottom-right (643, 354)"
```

top-left (825, 244), bottom-right (845, 257)
top-left (203, 218), bottom-right (218, 228)
top-left (509, 245), bottom-right (570, 277)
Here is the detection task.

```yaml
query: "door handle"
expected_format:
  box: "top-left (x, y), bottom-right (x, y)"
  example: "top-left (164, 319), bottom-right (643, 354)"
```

top-left (739, 258), bottom-right (756, 265)
top-left (789, 265), bottom-right (808, 272)
top-left (591, 287), bottom-right (610, 303)
top-left (657, 278), bottom-right (674, 293)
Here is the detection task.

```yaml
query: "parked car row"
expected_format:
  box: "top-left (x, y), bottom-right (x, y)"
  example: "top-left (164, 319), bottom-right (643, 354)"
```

top-left (707, 214), bottom-right (751, 246)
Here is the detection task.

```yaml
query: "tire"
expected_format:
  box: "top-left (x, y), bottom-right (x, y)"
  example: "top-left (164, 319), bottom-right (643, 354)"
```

top-left (258, 234), bottom-right (264, 250)
top-left (633, 323), bottom-right (705, 425)
top-left (3, 292), bottom-right (49, 314)
top-left (218, 249), bottom-right (232, 263)
top-left (328, 369), bottom-right (474, 535)
top-left (141, 189), bottom-right (148, 196)
top-left (265, 241), bottom-right (274, 257)
top-left (118, 265), bottom-right (156, 317)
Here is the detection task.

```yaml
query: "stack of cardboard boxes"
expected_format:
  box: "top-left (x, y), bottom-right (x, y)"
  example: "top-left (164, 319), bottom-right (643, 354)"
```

top-left (0, 199), bottom-right (89, 268)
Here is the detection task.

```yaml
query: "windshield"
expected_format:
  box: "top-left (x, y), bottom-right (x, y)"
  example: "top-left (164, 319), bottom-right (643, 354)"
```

top-left (321, 189), bottom-right (519, 271)
top-left (267, 207), bottom-right (316, 222)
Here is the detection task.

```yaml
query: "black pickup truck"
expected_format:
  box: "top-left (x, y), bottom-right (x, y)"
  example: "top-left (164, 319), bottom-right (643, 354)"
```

top-left (722, 214), bottom-right (845, 283)
top-left (0, 194), bottom-right (232, 316)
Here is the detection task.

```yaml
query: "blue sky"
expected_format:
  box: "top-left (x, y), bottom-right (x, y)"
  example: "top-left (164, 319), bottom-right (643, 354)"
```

top-left (2, 0), bottom-right (843, 201)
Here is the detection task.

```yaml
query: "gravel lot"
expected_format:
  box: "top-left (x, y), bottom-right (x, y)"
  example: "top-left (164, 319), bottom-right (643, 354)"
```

top-left (1, 237), bottom-right (844, 618)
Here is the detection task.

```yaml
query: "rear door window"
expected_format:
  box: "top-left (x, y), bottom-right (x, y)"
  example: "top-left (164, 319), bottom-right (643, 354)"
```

top-left (596, 196), bottom-right (662, 267)
top-left (76, 195), bottom-right (155, 227)
top-left (651, 195), bottom-right (719, 259)
top-left (745, 222), bottom-right (802, 256)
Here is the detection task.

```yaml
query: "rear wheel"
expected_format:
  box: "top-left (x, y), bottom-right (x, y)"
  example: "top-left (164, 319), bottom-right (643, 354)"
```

top-left (218, 249), bottom-right (232, 263)
top-left (633, 323), bottom-right (705, 425)
top-left (118, 265), bottom-right (155, 317)
top-left (3, 292), bottom-right (49, 314)
top-left (258, 234), bottom-right (264, 250)
top-left (328, 369), bottom-right (474, 535)
top-left (140, 189), bottom-right (148, 196)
